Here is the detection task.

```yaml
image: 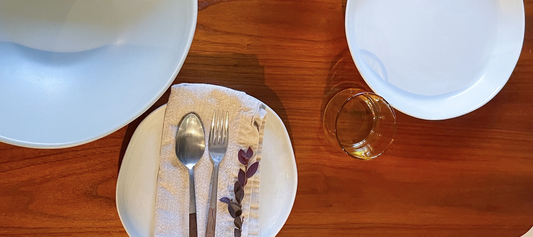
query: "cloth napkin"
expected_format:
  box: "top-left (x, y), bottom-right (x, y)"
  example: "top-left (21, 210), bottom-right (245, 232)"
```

top-left (154, 83), bottom-right (267, 237)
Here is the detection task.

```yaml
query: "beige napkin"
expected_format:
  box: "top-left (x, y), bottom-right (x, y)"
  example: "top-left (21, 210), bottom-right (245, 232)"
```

top-left (154, 83), bottom-right (266, 237)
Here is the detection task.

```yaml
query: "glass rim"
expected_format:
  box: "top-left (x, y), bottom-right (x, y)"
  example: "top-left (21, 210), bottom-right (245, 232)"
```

top-left (330, 89), bottom-right (397, 160)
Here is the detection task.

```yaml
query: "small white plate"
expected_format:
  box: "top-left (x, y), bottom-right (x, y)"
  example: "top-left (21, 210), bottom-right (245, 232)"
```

top-left (345, 0), bottom-right (524, 120)
top-left (116, 104), bottom-right (298, 237)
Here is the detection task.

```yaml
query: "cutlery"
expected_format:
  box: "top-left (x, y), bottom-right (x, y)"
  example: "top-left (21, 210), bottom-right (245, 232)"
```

top-left (176, 113), bottom-right (205, 237)
top-left (205, 111), bottom-right (229, 237)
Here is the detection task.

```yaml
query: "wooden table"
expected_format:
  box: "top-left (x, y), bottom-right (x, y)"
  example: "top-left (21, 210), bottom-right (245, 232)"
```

top-left (1, 0), bottom-right (533, 236)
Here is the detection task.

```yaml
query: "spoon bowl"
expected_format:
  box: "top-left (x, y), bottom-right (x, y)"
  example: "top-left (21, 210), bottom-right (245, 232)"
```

top-left (176, 113), bottom-right (206, 168)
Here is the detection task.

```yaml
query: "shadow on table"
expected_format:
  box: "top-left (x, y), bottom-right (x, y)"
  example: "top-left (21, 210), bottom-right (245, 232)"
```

top-left (321, 47), bottom-right (369, 109)
top-left (320, 48), bottom-right (367, 124)
top-left (117, 53), bottom-right (290, 173)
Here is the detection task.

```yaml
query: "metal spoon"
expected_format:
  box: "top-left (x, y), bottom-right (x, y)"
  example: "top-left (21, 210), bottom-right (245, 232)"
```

top-left (176, 113), bottom-right (205, 237)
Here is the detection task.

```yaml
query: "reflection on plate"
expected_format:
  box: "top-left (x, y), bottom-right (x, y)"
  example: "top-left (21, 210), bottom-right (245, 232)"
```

top-left (116, 104), bottom-right (297, 237)
top-left (345, 0), bottom-right (524, 120)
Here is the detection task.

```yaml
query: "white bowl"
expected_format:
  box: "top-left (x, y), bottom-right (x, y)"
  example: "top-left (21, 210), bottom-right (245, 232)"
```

top-left (0, 0), bottom-right (197, 148)
top-left (346, 0), bottom-right (524, 120)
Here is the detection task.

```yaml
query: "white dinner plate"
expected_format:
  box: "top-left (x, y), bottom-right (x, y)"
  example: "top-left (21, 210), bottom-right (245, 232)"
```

top-left (0, 0), bottom-right (196, 148)
top-left (345, 0), bottom-right (524, 120)
top-left (523, 226), bottom-right (533, 237)
top-left (116, 104), bottom-right (298, 236)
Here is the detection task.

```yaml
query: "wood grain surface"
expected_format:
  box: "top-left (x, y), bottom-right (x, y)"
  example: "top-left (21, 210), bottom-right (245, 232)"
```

top-left (2, 0), bottom-right (533, 236)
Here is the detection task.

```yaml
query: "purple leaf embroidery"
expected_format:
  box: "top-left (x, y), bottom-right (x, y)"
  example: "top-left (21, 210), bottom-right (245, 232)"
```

top-left (238, 150), bottom-right (248, 165)
top-left (246, 162), bottom-right (259, 178)
top-left (234, 217), bottom-right (242, 229)
top-left (235, 188), bottom-right (244, 204)
top-left (244, 147), bottom-right (253, 159)
top-left (230, 203), bottom-right (242, 216)
top-left (234, 181), bottom-right (242, 194)
top-left (220, 197), bottom-right (231, 204)
top-left (238, 169), bottom-right (246, 187)
top-left (228, 203), bottom-right (237, 218)
top-left (220, 147), bottom-right (261, 234)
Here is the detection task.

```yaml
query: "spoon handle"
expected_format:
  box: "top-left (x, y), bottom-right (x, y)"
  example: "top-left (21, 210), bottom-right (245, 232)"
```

top-left (189, 213), bottom-right (197, 237)
top-left (189, 169), bottom-right (197, 237)
top-left (205, 163), bottom-right (220, 237)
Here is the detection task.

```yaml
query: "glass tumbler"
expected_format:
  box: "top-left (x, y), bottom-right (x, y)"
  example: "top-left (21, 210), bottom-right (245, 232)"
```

top-left (323, 88), bottom-right (396, 160)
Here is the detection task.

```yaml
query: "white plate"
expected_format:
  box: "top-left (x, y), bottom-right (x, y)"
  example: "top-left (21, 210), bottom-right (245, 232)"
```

top-left (116, 104), bottom-right (298, 237)
top-left (345, 0), bottom-right (524, 120)
top-left (523, 226), bottom-right (533, 237)
top-left (0, 0), bottom-right (196, 148)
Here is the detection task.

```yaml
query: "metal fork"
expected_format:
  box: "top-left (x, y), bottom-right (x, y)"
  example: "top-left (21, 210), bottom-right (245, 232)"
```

top-left (205, 110), bottom-right (229, 237)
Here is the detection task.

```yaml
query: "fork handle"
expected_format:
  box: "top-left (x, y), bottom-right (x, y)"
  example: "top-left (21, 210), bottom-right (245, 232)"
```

top-left (205, 163), bottom-right (220, 237)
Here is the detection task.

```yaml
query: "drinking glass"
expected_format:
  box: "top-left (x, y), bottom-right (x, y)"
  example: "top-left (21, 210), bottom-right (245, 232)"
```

top-left (323, 88), bottom-right (396, 160)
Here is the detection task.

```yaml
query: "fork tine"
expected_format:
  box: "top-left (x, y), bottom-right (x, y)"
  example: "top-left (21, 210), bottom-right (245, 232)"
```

top-left (220, 111), bottom-right (224, 145)
top-left (224, 111), bottom-right (229, 145)
top-left (216, 111), bottom-right (220, 144)
top-left (216, 111), bottom-right (221, 144)
top-left (210, 110), bottom-right (216, 144)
